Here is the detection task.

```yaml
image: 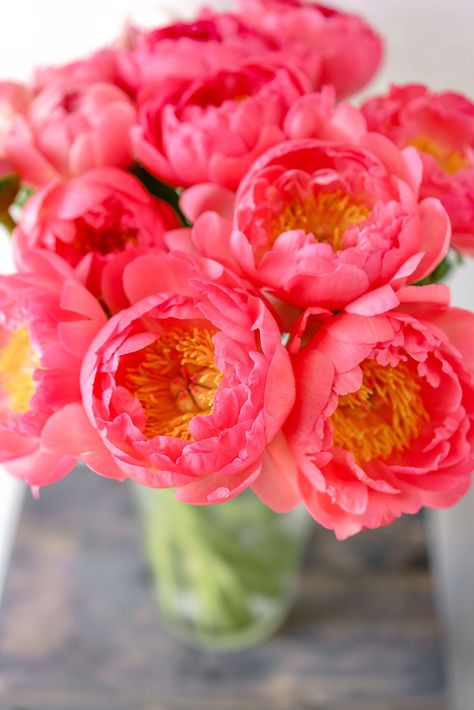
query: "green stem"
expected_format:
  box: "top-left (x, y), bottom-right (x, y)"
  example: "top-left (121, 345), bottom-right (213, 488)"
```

top-left (134, 485), bottom-right (312, 649)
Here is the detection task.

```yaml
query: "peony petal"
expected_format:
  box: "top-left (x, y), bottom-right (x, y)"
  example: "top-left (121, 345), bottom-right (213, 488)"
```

top-left (176, 463), bottom-right (262, 505)
top-left (252, 432), bottom-right (302, 512)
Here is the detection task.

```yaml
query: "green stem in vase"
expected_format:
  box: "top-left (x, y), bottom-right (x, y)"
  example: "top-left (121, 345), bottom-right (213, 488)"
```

top-left (134, 485), bottom-right (312, 650)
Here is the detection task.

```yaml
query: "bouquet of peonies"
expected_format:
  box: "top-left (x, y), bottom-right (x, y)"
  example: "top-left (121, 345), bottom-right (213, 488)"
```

top-left (1, 0), bottom-right (474, 551)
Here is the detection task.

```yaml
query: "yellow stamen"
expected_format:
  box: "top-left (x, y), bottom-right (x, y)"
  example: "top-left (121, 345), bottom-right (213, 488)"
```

top-left (331, 360), bottom-right (429, 463)
top-left (0, 326), bottom-right (39, 413)
top-left (271, 190), bottom-right (371, 251)
top-left (123, 326), bottom-right (224, 441)
top-left (408, 134), bottom-right (468, 174)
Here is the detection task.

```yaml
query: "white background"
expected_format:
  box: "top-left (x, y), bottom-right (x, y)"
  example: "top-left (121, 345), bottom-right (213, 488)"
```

top-left (0, 2), bottom-right (474, 708)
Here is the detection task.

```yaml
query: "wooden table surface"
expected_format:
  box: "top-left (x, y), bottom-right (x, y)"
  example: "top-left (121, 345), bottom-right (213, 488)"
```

top-left (0, 467), bottom-right (446, 710)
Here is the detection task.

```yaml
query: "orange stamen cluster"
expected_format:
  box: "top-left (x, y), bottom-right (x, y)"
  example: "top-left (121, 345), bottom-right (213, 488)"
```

top-left (408, 134), bottom-right (468, 174)
top-left (123, 326), bottom-right (224, 440)
top-left (331, 360), bottom-right (429, 463)
top-left (0, 326), bottom-right (39, 413)
top-left (271, 189), bottom-right (371, 251)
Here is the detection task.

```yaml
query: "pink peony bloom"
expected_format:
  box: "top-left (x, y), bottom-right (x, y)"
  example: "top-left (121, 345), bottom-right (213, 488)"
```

top-left (13, 167), bottom-right (178, 297)
top-left (0, 250), bottom-right (124, 486)
top-left (67, 251), bottom-right (295, 503)
top-left (5, 77), bottom-right (136, 186)
top-left (118, 12), bottom-right (279, 95)
top-left (236, 0), bottom-right (383, 98)
top-left (228, 138), bottom-right (450, 310)
top-left (362, 84), bottom-right (474, 255)
top-left (132, 62), bottom-right (309, 190)
top-left (280, 285), bottom-right (474, 539)
top-left (284, 84), bottom-right (368, 143)
top-left (0, 81), bottom-right (30, 163)
top-left (32, 48), bottom-right (123, 93)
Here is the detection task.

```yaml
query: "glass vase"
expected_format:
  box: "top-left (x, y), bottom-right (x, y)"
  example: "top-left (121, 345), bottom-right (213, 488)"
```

top-left (133, 485), bottom-right (313, 651)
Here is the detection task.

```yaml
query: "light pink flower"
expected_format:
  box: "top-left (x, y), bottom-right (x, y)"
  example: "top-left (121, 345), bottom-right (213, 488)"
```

top-left (32, 48), bottom-right (123, 93)
top-left (0, 250), bottom-right (123, 487)
top-left (362, 84), bottom-right (474, 255)
top-left (236, 0), bottom-right (383, 97)
top-left (132, 62), bottom-right (309, 190)
top-left (0, 81), bottom-right (30, 163)
top-left (64, 251), bottom-right (296, 503)
top-left (13, 167), bottom-right (178, 297)
top-left (5, 78), bottom-right (136, 186)
top-left (227, 138), bottom-right (450, 310)
top-left (279, 285), bottom-right (474, 539)
top-left (118, 12), bottom-right (278, 94)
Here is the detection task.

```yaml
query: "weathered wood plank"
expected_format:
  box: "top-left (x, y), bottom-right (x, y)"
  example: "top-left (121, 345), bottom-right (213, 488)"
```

top-left (0, 467), bottom-right (446, 710)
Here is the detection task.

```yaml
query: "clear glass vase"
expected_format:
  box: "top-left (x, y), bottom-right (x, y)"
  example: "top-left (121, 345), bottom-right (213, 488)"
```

top-left (133, 485), bottom-right (313, 651)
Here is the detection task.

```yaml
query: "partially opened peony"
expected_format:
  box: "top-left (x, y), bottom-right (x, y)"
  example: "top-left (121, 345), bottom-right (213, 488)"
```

top-left (13, 167), bottom-right (178, 296)
top-left (5, 77), bottom-right (136, 186)
top-left (236, 0), bottom-right (383, 97)
top-left (132, 62), bottom-right (309, 190)
top-left (118, 12), bottom-right (278, 94)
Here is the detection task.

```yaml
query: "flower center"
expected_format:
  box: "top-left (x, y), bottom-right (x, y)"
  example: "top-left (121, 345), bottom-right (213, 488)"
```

top-left (0, 326), bottom-right (39, 413)
top-left (123, 326), bottom-right (224, 441)
top-left (331, 360), bottom-right (429, 463)
top-left (271, 190), bottom-right (370, 250)
top-left (408, 134), bottom-right (468, 174)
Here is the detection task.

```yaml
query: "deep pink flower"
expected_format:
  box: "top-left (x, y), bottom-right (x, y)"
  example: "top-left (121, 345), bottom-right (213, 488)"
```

top-left (132, 62), bottom-right (309, 190)
top-left (362, 84), bottom-right (474, 255)
top-left (13, 167), bottom-right (178, 297)
top-left (5, 77), bottom-right (136, 186)
top-left (61, 251), bottom-right (296, 503)
top-left (279, 285), bottom-right (474, 539)
top-left (118, 12), bottom-right (278, 94)
top-left (0, 250), bottom-right (123, 486)
top-left (236, 0), bottom-right (383, 97)
top-left (227, 138), bottom-right (450, 310)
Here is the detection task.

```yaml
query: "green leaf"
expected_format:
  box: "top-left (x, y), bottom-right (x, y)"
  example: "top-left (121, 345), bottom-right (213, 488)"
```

top-left (415, 249), bottom-right (464, 286)
top-left (0, 172), bottom-right (20, 213)
top-left (14, 184), bottom-right (35, 209)
top-left (130, 164), bottom-right (191, 227)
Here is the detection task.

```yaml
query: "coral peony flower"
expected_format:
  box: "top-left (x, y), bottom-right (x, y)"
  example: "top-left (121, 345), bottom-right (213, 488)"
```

top-left (132, 62), bottom-right (309, 190)
top-left (0, 81), bottom-right (30, 165)
top-left (236, 0), bottom-right (383, 98)
top-left (283, 84), bottom-right (368, 143)
top-left (13, 167), bottom-right (178, 297)
top-left (281, 285), bottom-right (474, 539)
top-left (229, 138), bottom-right (450, 310)
top-left (362, 84), bottom-right (474, 255)
top-left (68, 251), bottom-right (295, 503)
top-left (118, 12), bottom-right (278, 94)
top-left (5, 78), bottom-right (136, 186)
top-left (32, 48), bottom-right (123, 93)
top-left (0, 250), bottom-right (123, 486)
